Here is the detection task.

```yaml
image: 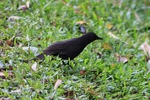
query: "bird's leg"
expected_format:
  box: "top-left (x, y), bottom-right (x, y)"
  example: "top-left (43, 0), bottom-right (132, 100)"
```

top-left (62, 60), bottom-right (67, 65)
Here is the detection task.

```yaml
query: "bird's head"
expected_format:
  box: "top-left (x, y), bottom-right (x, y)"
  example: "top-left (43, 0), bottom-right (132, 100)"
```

top-left (86, 32), bottom-right (103, 41)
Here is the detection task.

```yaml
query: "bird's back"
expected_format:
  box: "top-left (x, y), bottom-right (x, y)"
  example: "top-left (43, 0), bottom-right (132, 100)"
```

top-left (43, 38), bottom-right (84, 60)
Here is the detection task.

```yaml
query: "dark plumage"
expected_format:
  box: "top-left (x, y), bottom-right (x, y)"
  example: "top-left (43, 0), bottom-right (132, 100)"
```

top-left (34, 32), bottom-right (102, 60)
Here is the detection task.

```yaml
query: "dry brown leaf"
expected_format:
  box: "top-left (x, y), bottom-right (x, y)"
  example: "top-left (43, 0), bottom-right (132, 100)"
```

top-left (76, 21), bottom-right (86, 25)
top-left (31, 62), bottom-right (37, 71)
top-left (108, 32), bottom-right (119, 39)
top-left (74, 9), bottom-right (84, 15)
top-left (74, 9), bottom-right (80, 13)
top-left (111, 64), bottom-right (116, 68)
top-left (6, 36), bottom-right (16, 47)
top-left (64, 90), bottom-right (74, 97)
top-left (6, 40), bottom-right (13, 46)
top-left (106, 23), bottom-right (113, 29)
top-left (115, 53), bottom-right (128, 63)
top-left (41, 78), bottom-right (49, 84)
top-left (102, 43), bottom-right (112, 50)
top-left (54, 79), bottom-right (62, 90)
top-left (139, 42), bottom-right (150, 57)
top-left (80, 70), bottom-right (86, 75)
top-left (18, 1), bottom-right (30, 11)
top-left (18, 5), bottom-right (28, 11)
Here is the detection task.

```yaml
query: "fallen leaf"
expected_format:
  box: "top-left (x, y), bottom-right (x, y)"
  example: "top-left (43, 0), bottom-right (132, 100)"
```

top-left (80, 69), bottom-right (86, 75)
top-left (18, 1), bottom-right (30, 11)
top-left (0, 71), bottom-right (13, 78)
top-left (41, 78), bottom-right (49, 84)
top-left (76, 21), bottom-right (86, 25)
top-left (9, 66), bottom-right (13, 70)
top-left (26, 1), bottom-right (30, 8)
top-left (0, 97), bottom-right (11, 100)
top-left (18, 5), bottom-right (28, 11)
top-left (115, 53), bottom-right (128, 63)
top-left (79, 25), bottom-right (86, 34)
top-left (7, 16), bottom-right (21, 22)
top-left (118, 56), bottom-right (128, 63)
top-left (106, 23), bottom-right (113, 29)
top-left (54, 79), bottom-right (62, 89)
top-left (64, 90), bottom-right (74, 97)
top-left (108, 32), bottom-right (119, 39)
top-left (73, 6), bottom-right (83, 15)
top-left (10, 89), bottom-right (21, 93)
top-left (74, 9), bottom-right (82, 14)
top-left (6, 40), bottom-right (13, 46)
top-left (102, 43), bottom-right (112, 50)
top-left (6, 36), bottom-right (16, 47)
top-left (139, 42), bottom-right (150, 57)
top-left (31, 62), bottom-right (37, 71)
top-left (111, 64), bottom-right (116, 68)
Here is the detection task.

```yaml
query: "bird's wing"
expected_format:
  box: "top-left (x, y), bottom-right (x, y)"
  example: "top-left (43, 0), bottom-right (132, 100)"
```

top-left (58, 39), bottom-right (82, 59)
top-left (43, 39), bottom-right (81, 59)
top-left (43, 41), bottom-right (70, 56)
top-left (35, 42), bottom-right (66, 60)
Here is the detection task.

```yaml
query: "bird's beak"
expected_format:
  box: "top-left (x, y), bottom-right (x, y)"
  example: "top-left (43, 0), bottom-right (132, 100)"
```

top-left (98, 37), bottom-right (103, 40)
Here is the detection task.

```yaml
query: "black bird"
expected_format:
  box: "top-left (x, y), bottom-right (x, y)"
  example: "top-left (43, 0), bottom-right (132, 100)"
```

top-left (34, 32), bottom-right (102, 60)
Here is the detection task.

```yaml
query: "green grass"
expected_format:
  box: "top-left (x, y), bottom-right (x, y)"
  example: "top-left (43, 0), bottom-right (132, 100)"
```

top-left (0, 0), bottom-right (150, 99)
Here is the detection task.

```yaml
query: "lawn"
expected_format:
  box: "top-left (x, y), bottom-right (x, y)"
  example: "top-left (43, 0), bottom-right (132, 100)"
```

top-left (0, 0), bottom-right (150, 99)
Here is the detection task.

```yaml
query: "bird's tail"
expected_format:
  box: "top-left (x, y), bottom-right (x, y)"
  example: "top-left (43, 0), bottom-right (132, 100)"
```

top-left (30, 53), bottom-right (45, 61)
top-left (36, 53), bottom-right (45, 59)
